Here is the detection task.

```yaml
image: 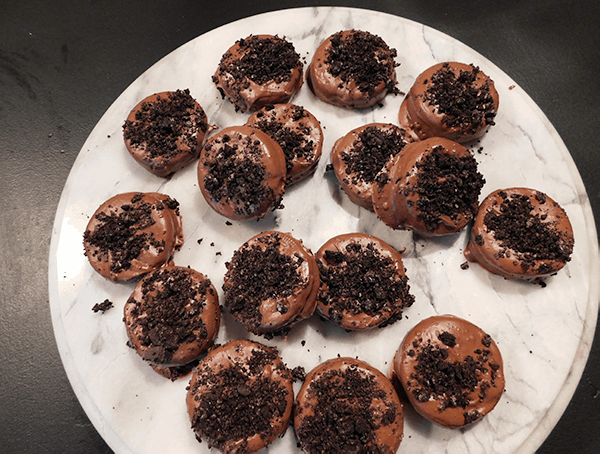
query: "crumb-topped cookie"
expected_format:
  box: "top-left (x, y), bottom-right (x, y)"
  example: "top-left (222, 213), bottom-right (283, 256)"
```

top-left (464, 187), bottom-right (574, 284)
top-left (123, 89), bottom-right (211, 177)
top-left (331, 123), bottom-right (412, 210)
top-left (307, 30), bottom-right (399, 109)
top-left (186, 340), bottom-right (294, 452)
top-left (315, 233), bottom-right (414, 330)
top-left (294, 357), bottom-right (404, 453)
top-left (123, 265), bottom-right (220, 380)
top-left (373, 137), bottom-right (485, 236)
top-left (213, 35), bottom-right (303, 112)
top-left (223, 231), bottom-right (319, 337)
top-left (398, 62), bottom-right (499, 143)
top-left (83, 192), bottom-right (183, 282)
top-left (392, 314), bottom-right (505, 428)
top-left (197, 126), bottom-right (287, 220)
top-left (246, 103), bottom-right (323, 185)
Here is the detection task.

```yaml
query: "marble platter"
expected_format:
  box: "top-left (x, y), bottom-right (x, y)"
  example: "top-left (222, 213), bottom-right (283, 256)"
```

top-left (48, 6), bottom-right (599, 453)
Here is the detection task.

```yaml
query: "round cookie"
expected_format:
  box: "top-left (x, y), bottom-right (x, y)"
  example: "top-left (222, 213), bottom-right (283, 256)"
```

top-left (315, 233), bottom-right (414, 330)
top-left (123, 266), bottom-right (220, 379)
top-left (331, 123), bottom-right (412, 210)
top-left (464, 187), bottom-right (574, 284)
top-left (307, 30), bottom-right (399, 109)
top-left (213, 34), bottom-right (303, 112)
top-left (122, 89), bottom-right (211, 177)
top-left (197, 126), bottom-right (287, 220)
top-left (373, 137), bottom-right (485, 236)
top-left (223, 231), bottom-right (319, 336)
top-left (294, 357), bottom-right (404, 453)
top-left (392, 314), bottom-right (505, 428)
top-left (245, 103), bottom-right (323, 185)
top-left (83, 192), bottom-right (184, 282)
top-left (187, 340), bottom-right (294, 452)
top-left (398, 61), bottom-right (499, 143)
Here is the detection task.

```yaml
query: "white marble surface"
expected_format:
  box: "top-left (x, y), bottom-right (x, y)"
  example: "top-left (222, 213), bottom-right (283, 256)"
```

top-left (48, 7), bottom-right (599, 454)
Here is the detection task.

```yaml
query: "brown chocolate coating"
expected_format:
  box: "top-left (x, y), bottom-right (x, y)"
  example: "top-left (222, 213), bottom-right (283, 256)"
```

top-left (223, 231), bottom-right (319, 336)
top-left (373, 137), bottom-right (484, 236)
top-left (294, 357), bottom-right (404, 453)
top-left (331, 123), bottom-right (412, 210)
top-left (186, 340), bottom-right (294, 452)
top-left (83, 192), bottom-right (184, 282)
top-left (315, 233), bottom-right (414, 330)
top-left (213, 35), bottom-right (303, 112)
top-left (307, 30), bottom-right (398, 109)
top-left (123, 90), bottom-right (211, 177)
top-left (197, 126), bottom-right (287, 220)
top-left (245, 103), bottom-right (323, 185)
top-left (392, 315), bottom-right (505, 428)
top-left (464, 187), bottom-right (575, 283)
top-left (123, 266), bottom-right (220, 374)
top-left (398, 62), bottom-right (499, 143)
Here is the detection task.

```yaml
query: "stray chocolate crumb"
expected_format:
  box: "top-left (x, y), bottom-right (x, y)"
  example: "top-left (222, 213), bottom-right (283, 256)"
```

top-left (92, 299), bottom-right (113, 313)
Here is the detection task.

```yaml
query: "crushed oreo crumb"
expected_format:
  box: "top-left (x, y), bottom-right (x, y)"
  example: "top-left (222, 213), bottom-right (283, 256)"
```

top-left (92, 299), bottom-right (113, 313)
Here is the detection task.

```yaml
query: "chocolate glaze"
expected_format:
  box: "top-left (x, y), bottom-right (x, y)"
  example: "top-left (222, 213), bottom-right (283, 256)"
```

top-left (245, 103), bottom-right (323, 185)
top-left (83, 192), bottom-right (183, 282)
top-left (315, 233), bottom-right (413, 330)
top-left (294, 357), bottom-right (404, 453)
top-left (373, 137), bottom-right (483, 236)
top-left (223, 231), bottom-right (319, 335)
top-left (464, 187), bottom-right (575, 283)
top-left (392, 315), bottom-right (505, 428)
top-left (213, 35), bottom-right (303, 112)
top-left (123, 265), bottom-right (220, 373)
top-left (197, 126), bottom-right (287, 220)
top-left (398, 62), bottom-right (499, 143)
top-left (331, 123), bottom-right (412, 210)
top-left (186, 340), bottom-right (294, 452)
top-left (307, 30), bottom-right (398, 109)
top-left (123, 90), bottom-right (212, 177)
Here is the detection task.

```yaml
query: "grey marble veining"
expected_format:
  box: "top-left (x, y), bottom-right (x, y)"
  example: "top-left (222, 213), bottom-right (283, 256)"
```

top-left (48, 7), bottom-right (599, 453)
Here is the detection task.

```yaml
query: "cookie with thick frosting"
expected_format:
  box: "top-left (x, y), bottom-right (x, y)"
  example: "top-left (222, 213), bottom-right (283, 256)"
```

top-left (331, 123), bottom-right (412, 210)
top-left (315, 233), bottom-right (414, 330)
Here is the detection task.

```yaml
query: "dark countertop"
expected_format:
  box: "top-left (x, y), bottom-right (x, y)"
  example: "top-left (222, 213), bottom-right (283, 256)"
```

top-left (1, 1), bottom-right (598, 452)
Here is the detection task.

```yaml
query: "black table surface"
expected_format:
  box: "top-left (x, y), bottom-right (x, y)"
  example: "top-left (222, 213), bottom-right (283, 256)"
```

top-left (1, 1), bottom-right (598, 452)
